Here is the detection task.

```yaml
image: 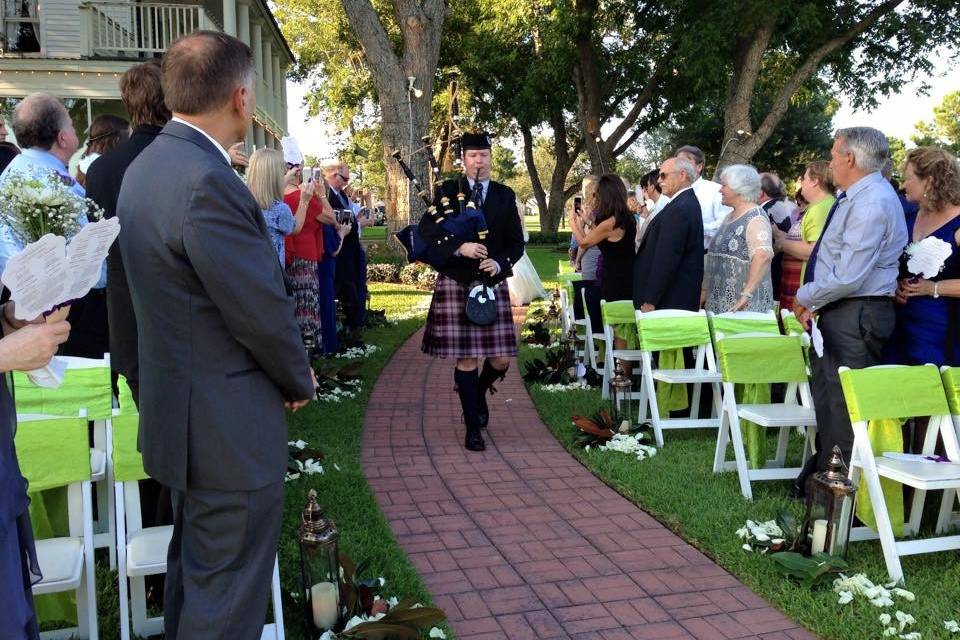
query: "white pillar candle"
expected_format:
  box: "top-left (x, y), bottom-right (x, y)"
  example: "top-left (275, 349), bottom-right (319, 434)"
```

top-left (311, 582), bottom-right (339, 630)
top-left (810, 519), bottom-right (828, 555)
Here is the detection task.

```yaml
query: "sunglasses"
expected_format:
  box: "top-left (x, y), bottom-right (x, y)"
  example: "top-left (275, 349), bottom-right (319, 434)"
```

top-left (658, 170), bottom-right (680, 180)
top-left (338, 173), bottom-right (350, 182)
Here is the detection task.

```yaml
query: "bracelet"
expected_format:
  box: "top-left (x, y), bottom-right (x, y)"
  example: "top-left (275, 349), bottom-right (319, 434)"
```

top-left (741, 290), bottom-right (754, 299)
top-left (933, 282), bottom-right (940, 299)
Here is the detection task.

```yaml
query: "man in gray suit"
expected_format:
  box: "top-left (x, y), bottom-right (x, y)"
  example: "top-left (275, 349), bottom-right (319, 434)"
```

top-left (118, 31), bottom-right (315, 638)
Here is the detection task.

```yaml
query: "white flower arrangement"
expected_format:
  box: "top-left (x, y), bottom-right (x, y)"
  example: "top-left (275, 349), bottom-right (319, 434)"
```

top-left (316, 378), bottom-right (363, 403)
top-left (338, 344), bottom-right (380, 359)
top-left (905, 236), bottom-right (952, 279)
top-left (597, 432), bottom-right (658, 461)
top-left (945, 620), bottom-right (960, 634)
top-left (0, 172), bottom-right (100, 244)
top-left (832, 573), bottom-right (914, 608)
top-left (285, 458), bottom-right (323, 482)
top-left (540, 380), bottom-right (590, 392)
top-left (735, 519), bottom-right (785, 553)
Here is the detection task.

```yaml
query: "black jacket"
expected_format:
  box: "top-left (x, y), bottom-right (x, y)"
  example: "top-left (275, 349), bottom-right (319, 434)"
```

top-left (85, 124), bottom-right (163, 392)
top-left (418, 177), bottom-right (525, 285)
top-left (633, 187), bottom-right (704, 311)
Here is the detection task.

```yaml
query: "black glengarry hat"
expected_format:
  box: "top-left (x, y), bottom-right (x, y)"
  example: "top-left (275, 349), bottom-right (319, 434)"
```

top-left (461, 132), bottom-right (493, 151)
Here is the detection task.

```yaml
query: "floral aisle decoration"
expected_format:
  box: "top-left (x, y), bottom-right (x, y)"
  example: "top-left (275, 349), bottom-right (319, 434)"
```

top-left (522, 344), bottom-right (577, 385)
top-left (287, 439), bottom-right (325, 482)
top-left (310, 553), bottom-right (447, 640)
top-left (541, 380), bottom-right (590, 392)
top-left (594, 432), bottom-right (657, 461)
top-left (338, 344), bottom-right (380, 359)
top-left (312, 360), bottom-right (365, 403)
top-left (570, 407), bottom-right (651, 449)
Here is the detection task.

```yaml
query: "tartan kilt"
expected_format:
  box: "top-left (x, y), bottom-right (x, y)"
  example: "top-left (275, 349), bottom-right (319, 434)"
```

top-left (422, 275), bottom-right (518, 359)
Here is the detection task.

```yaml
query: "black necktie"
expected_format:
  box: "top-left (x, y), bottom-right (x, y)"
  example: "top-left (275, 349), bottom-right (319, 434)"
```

top-left (803, 192), bottom-right (846, 285)
top-left (471, 180), bottom-right (484, 208)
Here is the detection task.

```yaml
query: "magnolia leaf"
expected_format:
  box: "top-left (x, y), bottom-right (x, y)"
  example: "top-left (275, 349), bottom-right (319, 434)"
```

top-left (571, 415), bottom-right (615, 438)
top-left (340, 621), bottom-right (421, 640)
top-left (382, 606), bottom-right (447, 627)
top-left (353, 558), bottom-right (371, 580)
top-left (771, 551), bottom-right (849, 589)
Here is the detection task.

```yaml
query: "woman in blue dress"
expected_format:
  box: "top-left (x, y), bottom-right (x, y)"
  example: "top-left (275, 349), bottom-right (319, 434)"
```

top-left (1, 304), bottom-right (71, 639)
top-left (889, 147), bottom-right (960, 367)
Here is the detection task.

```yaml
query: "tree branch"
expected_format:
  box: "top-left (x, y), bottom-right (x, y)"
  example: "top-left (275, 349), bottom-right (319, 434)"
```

top-left (607, 44), bottom-right (677, 149)
top-left (339, 0), bottom-right (402, 95)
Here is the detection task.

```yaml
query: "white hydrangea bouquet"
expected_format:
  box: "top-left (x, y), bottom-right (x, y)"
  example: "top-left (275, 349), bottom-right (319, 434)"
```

top-left (904, 235), bottom-right (952, 280)
top-left (0, 172), bottom-right (96, 244)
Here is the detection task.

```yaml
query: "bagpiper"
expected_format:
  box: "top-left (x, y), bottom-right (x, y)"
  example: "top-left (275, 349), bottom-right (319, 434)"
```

top-left (419, 132), bottom-right (525, 451)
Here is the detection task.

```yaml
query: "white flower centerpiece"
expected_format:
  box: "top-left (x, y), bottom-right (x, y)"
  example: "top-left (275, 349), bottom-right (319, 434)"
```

top-left (0, 172), bottom-right (93, 246)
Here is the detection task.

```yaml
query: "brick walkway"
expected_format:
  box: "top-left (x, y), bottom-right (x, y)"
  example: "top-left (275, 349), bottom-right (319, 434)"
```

top-left (361, 327), bottom-right (815, 640)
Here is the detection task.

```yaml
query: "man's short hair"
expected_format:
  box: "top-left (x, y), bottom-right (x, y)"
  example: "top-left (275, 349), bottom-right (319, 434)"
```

top-left (834, 127), bottom-right (888, 174)
top-left (322, 160), bottom-right (343, 176)
top-left (673, 157), bottom-right (697, 183)
top-left (161, 31), bottom-right (253, 115)
top-left (675, 145), bottom-right (705, 167)
top-left (121, 60), bottom-right (171, 127)
top-left (12, 93), bottom-right (68, 150)
top-left (759, 172), bottom-right (786, 199)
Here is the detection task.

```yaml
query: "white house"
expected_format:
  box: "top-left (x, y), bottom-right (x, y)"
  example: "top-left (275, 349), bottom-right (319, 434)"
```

top-left (0, 0), bottom-right (292, 149)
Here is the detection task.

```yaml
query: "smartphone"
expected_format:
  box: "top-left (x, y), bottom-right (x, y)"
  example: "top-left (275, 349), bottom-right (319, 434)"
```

top-left (574, 195), bottom-right (583, 214)
top-left (311, 167), bottom-right (321, 182)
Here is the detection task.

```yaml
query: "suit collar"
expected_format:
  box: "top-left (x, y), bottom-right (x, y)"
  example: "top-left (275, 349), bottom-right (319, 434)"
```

top-left (162, 120), bottom-right (231, 166)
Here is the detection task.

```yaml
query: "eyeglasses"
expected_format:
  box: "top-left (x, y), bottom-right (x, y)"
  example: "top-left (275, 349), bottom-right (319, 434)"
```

top-left (658, 170), bottom-right (679, 180)
top-left (338, 173), bottom-right (350, 182)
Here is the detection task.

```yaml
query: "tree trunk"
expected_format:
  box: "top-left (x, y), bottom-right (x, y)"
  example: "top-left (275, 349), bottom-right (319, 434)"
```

top-left (714, 0), bottom-right (905, 175)
top-left (521, 116), bottom-right (583, 234)
top-left (340, 0), bottom-right (444, 246)
top-left (520, 126), bottom-right (550, 231)
top-left (571, 0), bottom-right (612, 175)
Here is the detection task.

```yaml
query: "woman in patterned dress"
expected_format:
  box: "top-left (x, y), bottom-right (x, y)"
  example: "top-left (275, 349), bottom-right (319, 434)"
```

top-left (702, 164), bottom-right (775, 313)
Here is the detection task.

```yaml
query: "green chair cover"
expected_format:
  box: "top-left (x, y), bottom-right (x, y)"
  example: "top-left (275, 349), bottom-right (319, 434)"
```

top-left (716, 335), bottom-right (809, 468)
top-left (557, 260), bottom-right (574, 275)
top-left (116, 375), bottom-right (137, 416)
top-left (13, 364), bottom-right (112, 419)
top-left (601, 301), bottom-right (640, 350)
top-left (839, 366), bottom-right (949, 537)
top-left (16, 417), bottom-right (90, 625)
top-left (941, 367), bottom-right (960, 417)
top-left (709, 314), bottom-right (779, 339)
top-left (781, 314), bottom-right (805, 336)
top-left (112, 413), bottom-right (149, 483)
top-left (636, 314), bottom-right (712, 417)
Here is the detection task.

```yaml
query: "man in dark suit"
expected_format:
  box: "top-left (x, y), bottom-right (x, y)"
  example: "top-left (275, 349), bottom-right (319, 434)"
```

top-left (85, 59), bottom-right (170, 407)
top-left (117, 32), bottom-right (314, 639)
top-left (324, 161), bottom-right (365, 344)
top-left (633, 156), bottom-right (705, 312)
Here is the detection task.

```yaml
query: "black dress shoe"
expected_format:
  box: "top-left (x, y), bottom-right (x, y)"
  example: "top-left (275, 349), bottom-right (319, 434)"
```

top-left (465, 430), bottom-right (486, 451)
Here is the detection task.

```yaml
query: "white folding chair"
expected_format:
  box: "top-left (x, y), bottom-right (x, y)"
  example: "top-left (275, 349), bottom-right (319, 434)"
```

top-left (937, 366), bottom-right (960, 532)
top-left (779, 308), bottom-right (806, 336)
top-left (841, 365), bottom-right (960, 584)
top-left (580, 286), bottom-right (605, 380)
top-left (600, 299), bottom-right (643, 401)
top-left (111, 408), bottom-right (285, 639)
top-left (634, 309), bottom-right (722, 447)
top-left (711, 332), bottom-right (817, 500)
top-left (14, 355), bottom-right (117, 569)
top-left (17, 415), bottom-right (98, 640)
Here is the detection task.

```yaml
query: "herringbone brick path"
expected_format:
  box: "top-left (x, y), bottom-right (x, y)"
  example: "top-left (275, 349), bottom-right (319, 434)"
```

top-left (361, 327), bottom-right (815, 640)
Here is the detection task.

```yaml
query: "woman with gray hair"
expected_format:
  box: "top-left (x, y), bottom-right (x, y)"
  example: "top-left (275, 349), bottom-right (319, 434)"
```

top-left (701, 164), bottom-right (775, 312)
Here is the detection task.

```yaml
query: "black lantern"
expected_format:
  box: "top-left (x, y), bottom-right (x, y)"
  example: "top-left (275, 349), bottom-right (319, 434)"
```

top-left (609, 362), bottom-right (633, 431)
top-left (299, 490), bottom-right (341, 636)
top-left (802, 446), bottom-right (857, 557)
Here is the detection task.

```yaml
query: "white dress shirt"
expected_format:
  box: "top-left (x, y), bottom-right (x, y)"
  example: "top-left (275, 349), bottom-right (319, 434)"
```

top-left (692, 177), bottom-right (731, 249)
top-left (171, 117), bottom-right (231, 165)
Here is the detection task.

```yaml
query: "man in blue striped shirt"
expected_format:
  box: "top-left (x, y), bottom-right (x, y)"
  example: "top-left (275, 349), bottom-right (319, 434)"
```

top-left (794, 126), bottom-right (907, 479)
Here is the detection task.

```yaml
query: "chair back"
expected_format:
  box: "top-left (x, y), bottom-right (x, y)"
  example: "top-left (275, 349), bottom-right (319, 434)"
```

top-left (15, 416), bottom-right (91, 493)
top-left (839, 365), bottom-right (950, 424)
top-left (940, 366), bottom-right (960, 418)
top-left (708, 311), bottom-right (779, 339)
top-left (557, 259), bottom-right (574, 275)
top-left (780, 308), bottom-right (806, 336)
top-left (601, 300), bottom-right (635, 327)
top-left (635, 309), bottom-right (712, 352)
top-left (116, 375), bottom-right (137, 415)
top-left (14, 356), bottom-right (112, 419)
top-left (714, 333), bottom-right (808, 385)
top-left (112, 413), bottom-right (148, 484)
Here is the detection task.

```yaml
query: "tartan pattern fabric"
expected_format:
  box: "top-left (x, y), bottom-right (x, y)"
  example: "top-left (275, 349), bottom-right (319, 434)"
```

top-left (422, 276), bottom-right (517, 358)
top-left (778, 254), bottom-right (803, 311)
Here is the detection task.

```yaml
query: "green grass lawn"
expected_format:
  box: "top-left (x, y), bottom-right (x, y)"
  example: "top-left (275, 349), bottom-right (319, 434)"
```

top-left (362, 225), bottom-right (388, 242)
top-left (522, 259), bottom-right (960, 640)
top-left (84, 282), bottom-right (445, 639)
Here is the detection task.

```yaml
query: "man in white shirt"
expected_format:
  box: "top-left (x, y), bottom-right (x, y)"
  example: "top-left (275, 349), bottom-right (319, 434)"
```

top-left (675, 145), bottom-right (731, 249)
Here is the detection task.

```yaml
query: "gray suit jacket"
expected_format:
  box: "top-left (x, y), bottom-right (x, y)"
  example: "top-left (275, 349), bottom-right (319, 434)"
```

top-left (118, 121), bottom-right (313, 491)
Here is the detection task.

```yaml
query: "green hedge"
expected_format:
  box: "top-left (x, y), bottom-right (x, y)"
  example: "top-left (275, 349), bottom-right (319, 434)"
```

top-left (527, 231), bottom-right (572, 245)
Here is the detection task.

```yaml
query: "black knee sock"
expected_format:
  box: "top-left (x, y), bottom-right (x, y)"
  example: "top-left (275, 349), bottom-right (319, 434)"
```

top-left (454, 368), bottom-right (481, 431)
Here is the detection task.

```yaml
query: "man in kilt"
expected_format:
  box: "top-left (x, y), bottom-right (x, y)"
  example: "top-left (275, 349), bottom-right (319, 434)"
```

top-left (420, 133), bottom-right (525, 451)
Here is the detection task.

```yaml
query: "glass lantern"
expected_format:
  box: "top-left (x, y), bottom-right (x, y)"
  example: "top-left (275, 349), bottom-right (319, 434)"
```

top-left (802, 446), bottom-right (857, 557)
top-left (299, 490), bottom-right (341, 637)
top-left (609, 362), bottom-right (633, 432)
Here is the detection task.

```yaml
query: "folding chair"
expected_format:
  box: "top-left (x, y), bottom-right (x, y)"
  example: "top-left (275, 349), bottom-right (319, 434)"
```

top-left (708, 310), bottom-right (779, 338)
top-left (111, 408), bottom-right (286, 640)
top-left (634, 309), bottom-right (723, 447)
top-left (841, 365), bottom-right (960, 584)
top-left (556, 271), bottom-right (582, 338)
top-left (16, 415), bottom-right (98, 640)
top-left (15, 357), bottom-right (117, 567)
top-left (14, 356), bottom-right (117, 569)
top-left (712, 333), bottom-right (817, 500)
top-left (939, 366), bottom-right (960, 531)
top-left (779, 308), bottom-right (806, 336)
top-left (601, 300), bottom-right (642, 401)
top-left (580, 287), bottom-right (605, 378)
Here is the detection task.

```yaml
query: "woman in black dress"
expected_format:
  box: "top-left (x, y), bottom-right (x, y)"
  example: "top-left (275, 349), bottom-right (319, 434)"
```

top-left (0, 303), bottom-right (71, 640)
